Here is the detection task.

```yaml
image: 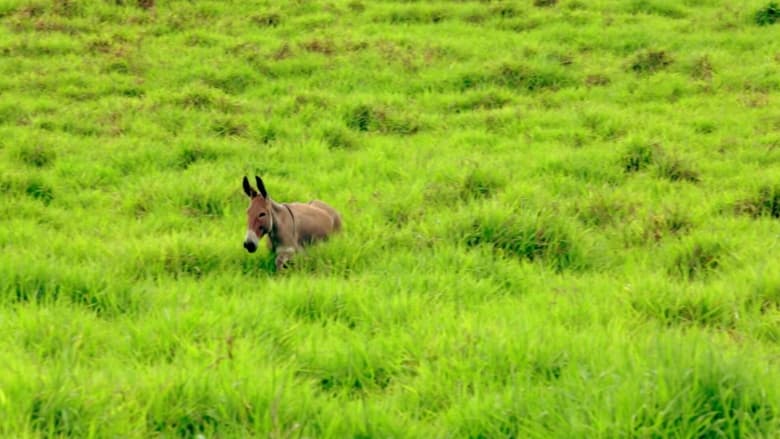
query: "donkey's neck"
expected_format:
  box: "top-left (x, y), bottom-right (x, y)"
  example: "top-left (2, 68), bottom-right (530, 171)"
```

top-left (268, 199), bottom-right (293, 246)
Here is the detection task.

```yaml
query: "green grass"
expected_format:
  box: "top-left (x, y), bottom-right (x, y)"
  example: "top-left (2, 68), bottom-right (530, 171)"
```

top-left (1, 0), bottom-right (779, 437)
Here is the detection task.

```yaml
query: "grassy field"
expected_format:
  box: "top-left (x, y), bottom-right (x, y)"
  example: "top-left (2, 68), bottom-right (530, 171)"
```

top-left (1, 0), bottom-right (780, 437)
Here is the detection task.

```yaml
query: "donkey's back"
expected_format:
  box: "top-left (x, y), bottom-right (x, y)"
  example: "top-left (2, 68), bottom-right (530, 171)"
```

top-left (309, 200), bottom-right (342, 232)
top-left (290, 200), bottom-right (341, 246)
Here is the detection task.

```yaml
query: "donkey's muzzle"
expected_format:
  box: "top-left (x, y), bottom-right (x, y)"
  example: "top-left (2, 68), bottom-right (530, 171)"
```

top-left (243, 240), bottom-right (257, 253)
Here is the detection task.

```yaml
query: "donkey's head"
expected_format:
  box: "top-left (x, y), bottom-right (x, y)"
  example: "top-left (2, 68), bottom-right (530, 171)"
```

top-left (242, 176), bottom-right (272, 253)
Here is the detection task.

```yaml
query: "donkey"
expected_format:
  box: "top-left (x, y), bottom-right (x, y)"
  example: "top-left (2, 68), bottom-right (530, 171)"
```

top-left (242, 176), bottom-right (342, 270)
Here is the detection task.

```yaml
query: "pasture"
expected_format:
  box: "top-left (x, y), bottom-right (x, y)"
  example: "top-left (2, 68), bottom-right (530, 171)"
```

top-left (1, 0), bottom-right (779, 436)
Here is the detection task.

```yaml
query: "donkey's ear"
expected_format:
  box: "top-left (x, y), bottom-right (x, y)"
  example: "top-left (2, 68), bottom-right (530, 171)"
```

top-left (242, 176), bottom-right (257, 198)
top-left (255, 176), bottom-right (268, 198)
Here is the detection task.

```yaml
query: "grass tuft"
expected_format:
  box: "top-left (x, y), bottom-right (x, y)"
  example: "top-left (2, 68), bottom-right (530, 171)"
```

top-left (621, 140), bottom-right (660, 173)
top-left (734, 186), bottom-right (780, 219)
top-left (251, 11), bottom-right (281, 27)
top-left (655, 154), bottom-right (701, 183)
top-left (16, 144), bottom-right (54, 168)
top-left (644, 207), bottom-right (693, 242)
top-left (460, 169), bottom-right (505, 201)
top-left (691, 55), bottom-right (713, 81)
top-left (176, 145), bottom-right (218, 169)
top-left (1, 0), bottom-right (779, 436)
top-left (755, 2), bottom-right (780, 26)
top-left (321, 125), bottom-right (358, 150)
top-left (630, 50), bottom-right (674, 74)
top-left (463, 210), bottom-right (586, 272)
top-left (211, 117), bottom-right (248, 138)
top-left (628, 0), bottom-right (686, 19)
top-left (344, 104), bottom-right (420, 135)
top-left (671, 240), bottom-right (723, 281)
top-left (24, 179), bottom-right (54, 205)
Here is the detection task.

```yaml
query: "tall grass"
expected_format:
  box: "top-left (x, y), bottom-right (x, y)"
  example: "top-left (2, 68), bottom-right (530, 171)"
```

top-left (1, 0), bottom-right (779, 436)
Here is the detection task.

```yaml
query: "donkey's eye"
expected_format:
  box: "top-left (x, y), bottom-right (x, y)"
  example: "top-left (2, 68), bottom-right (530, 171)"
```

top-left (258, 212), bottom-right (266, 218)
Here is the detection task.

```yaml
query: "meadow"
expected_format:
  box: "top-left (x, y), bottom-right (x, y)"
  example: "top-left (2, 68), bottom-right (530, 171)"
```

top-left (1, 0), bottom-right (780, 437)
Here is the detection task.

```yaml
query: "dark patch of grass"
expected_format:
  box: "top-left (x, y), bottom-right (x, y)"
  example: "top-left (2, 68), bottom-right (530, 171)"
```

top-left (29, 392), bottom-right (87, 437)
top-left (631, 288), bottom-right (734, 329)
top-left (175, 145), bottom-right (218, 169)
top-left (734, 186), bottom-right (780, 219)
top-left (236, 250), bottom-right (277, 276)
top-left (322, 126), bottom-right (358, 150)
top-left (422, 180), bottom-right (460, 208)
top-left (449, 92), bottom-right (511, 113)
top-left (9, 265), bottom-right (139, 316)
top-left (86, 38), bottom-right (113, 54)
top-left (534, 0), bottom-right (558, 7)
top-left (382, 199), bottom-right (424, 227)
top-left (585, 74), bottom-right (610, 86)
top-left (25, 179), bottom-right (54, 205)
top-left (691, 55), bottom-right (713, 80)
top-left (345, 105), bottom-right (372, 132)
top-left (300, 38), bottom-right (337, 56)
top-left (755, 2), bottom-right (780, 26)
top-left (133, 0), bottom-right (154, 10)
top-left (348, 1), bottom-right (365, 13)
top-left (296, 347), bottom-right (400, 398)
top-left (621, 141), bottom-right (660, 172)
top-left (176, 87), bottom-right (241, 113)
top-left (628, 0), bottom-right (686, 19)
top-left (375, 39), bottom-right (421, 71)
top-left (17, 144), bottom-right (54, 167)
top-left (495, 63), bottom-right (573, 91)
top-left (254, 123), bottom-right (280, 145)
top-left (490, 5), bottom-right (518, 18)
top-left (746, 277), bottom-right (780, 314)
top-left (460, 169), bottom-right (504, 201)
top-left (462, 12), bottom-right (486, 24)
top-left (271, 42), bottom-right (293, 60)
top-left (655, 154), bottom-right (700, 183)
top-left (745, 274), bottom-right (780, 314)
top-left (693, 120), bottom-right (716, 134)
top-left (52, 0), bottom-right (83, 17)
top-left (344, 104), bottom-right (420, 135)
top-left (671, 241), bottom-right (723, 281)
top-left (314, 366), bottom-right (394, 396)
top-left (457, 63), bottom-right (573, 92)
top-left (631, 356), bottom-right (775, 437)
top-left (644, 208), bottom-right (693, 242)
top-left (630, 50), bottom-right (673, 75)
top-left (649, 298), bottom-right (730, 327)
top-left (20, 3), bottom-right (45, 17)
top-left (203, 71), bottom-right (255, 95)
top-left (251, 12), bottom-right (281, 27)
top-left (497, 17), bottom-right (543, 33)
top-left (179, 90), bottom-right (214, 110)
top-left (147, 388), bottom-right (221, 437)
top-left (581, 111), bottom-right (625, 140)
top-left (463, 212), bottom-right (585, 272)
top-left (384, 8), bottom-right (448, 24)
top-left (104, 60), bottom-right (130, 74)
top-left (621, 141), bottom-right (699, 182)
top-left (576, 196), bottom-right (637, 227)
top-left (282, 290), bottom-right (357, 328)
top-left (185, 33), bottom-right (216, 48)
top-left (292, 93), bottom-right (330, 113)
top-left (531, 353), bottom-right (567, 381)
top-left (211, 117), bottom-right (247, 138)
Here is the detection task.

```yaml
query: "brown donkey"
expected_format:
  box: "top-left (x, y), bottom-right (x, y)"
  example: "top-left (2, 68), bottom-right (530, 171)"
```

top-left (242, 176), bottom-right (342, 270)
